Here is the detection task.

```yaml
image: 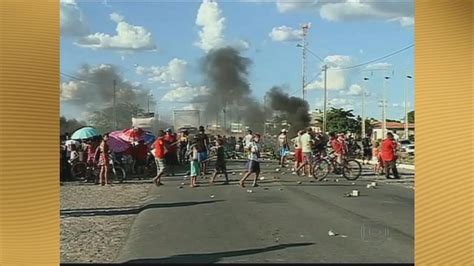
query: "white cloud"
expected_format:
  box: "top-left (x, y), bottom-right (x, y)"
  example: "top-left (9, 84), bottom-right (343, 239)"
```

top-left (195, 0), bottom-right (226, 52)
top-left (162, 85), bottom-right (210, 102)
top-left (269, 26), bottom-right (303, 42)
top-left (346, 84), bottom-right (362, 96)
top-left (75, 13), bottom-right (157, 51)
top-left (195, 0), bottom-right (249, 53)
top-left (110, 12), bottom-right (124, 23)
top-left (306, 55), bottom-right (353, 91)
top-left (366, 62), bottom-right (393, 70)
top-left (389, 17), bottom-right (414, 27)
top-left (276, 0), bottom-right (414, 27)
top-left (136, 58), bottom-right (189, 85)
top-left (60, 0), bottom-right (89, 37)
top-left (276, 0), bottom-right (319, 13)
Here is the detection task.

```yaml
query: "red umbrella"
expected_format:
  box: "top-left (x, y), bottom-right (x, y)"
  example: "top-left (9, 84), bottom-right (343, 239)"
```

top-left (119, 127), bottom-right (146, 143)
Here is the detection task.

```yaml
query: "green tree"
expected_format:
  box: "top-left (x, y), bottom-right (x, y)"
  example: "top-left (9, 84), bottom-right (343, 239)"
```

top-left (326, 108), bottom-right (359, 134)
top-left (89, 102), bottom-right (144, 134)
top-left (355, 116), bottom-right (374, 137)
top-left (407, 110), bottom-right (414, 123)
top-left (60, 116), bottom-right (86, 135)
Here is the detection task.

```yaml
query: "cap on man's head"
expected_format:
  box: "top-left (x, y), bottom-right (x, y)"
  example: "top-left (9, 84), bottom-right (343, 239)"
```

top-left (281, 129), bottom-right (287, 133)
top-left (166, 128), bottom-right (172, 132)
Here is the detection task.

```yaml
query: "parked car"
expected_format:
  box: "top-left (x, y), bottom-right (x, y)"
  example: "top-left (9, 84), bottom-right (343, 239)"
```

top-left (399, 139), bottom-right (412, 150)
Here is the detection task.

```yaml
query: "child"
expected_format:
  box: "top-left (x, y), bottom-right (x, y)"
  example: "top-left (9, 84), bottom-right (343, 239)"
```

top-left (210, 138), bottom-right (229, 185)
top-left (372, 141), bottom-right (384, 175)
top-left (187, 137), bottom-right (200, 188)
top-left (239, 133), bottom-right (262, 188)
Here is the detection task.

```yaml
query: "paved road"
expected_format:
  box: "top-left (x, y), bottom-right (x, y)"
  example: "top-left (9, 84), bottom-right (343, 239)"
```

top-left (116, 160), bottom-right (414, 263)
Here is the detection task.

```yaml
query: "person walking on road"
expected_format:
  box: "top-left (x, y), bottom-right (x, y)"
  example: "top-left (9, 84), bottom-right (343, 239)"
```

top-left (243, 129), bottom-right (253, 147)
top-left (239, 133), bottom-right (262, 188)
top-left (96, 134), bottom-right (110, 186)
top-left (210, 138), bottom-right (229, 185)
top-left (152, 130), bottom-right (168, 186)
top-left (362, 133), bottom-right (372, 165)
top-left (296, 128), bottom-right (313, 177)
top-left (196, 126), bottom-right (210, 176)
top-left (278, 129), bottom-right (289, 167)
top-left (178, 130), bottom-right (189, 165)
top-left (164, 128), bottom-right (178, 176)
top-left (187, 136), bottom-right (200, 188)
top-left (380, 132), bottom-right (400, 179)
top-left (291, 130), bottom-right (304, 175)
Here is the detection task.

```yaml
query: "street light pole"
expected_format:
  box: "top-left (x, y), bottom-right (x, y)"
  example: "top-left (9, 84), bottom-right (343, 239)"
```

top-left (322, 64), bottom-right (328, 134)
top-left (362, 77), bottom-right (369, 137)
top-left (405, 75), bottom-right (412, 139)
top-left (113, 79), bottom-right (117, 130)
top-left (382, 76), bottom-right (390, 138)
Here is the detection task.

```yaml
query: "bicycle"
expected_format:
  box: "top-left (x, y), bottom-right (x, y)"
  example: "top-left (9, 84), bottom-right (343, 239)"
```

top-left (312, 152), bottom-right (362, 181)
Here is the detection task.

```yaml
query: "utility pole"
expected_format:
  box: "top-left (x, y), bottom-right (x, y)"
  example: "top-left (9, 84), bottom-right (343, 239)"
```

top-left (300, 23), bottom-right (309, 101)
top-left (113, 79), bottom-right (117, 130)
top-left (322, 64), bottom-right (328, 134)
top-left (405, 75), bottom-right (412, 139)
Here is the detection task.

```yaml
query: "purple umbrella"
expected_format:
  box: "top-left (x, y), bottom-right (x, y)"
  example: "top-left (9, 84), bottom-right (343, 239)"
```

top-left (107, 131), bottom-right (131, 153)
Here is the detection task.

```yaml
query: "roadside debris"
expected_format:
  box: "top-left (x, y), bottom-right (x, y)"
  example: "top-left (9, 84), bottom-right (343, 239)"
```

top-left (328, 230), bottom-right (348, 238)
top-left (297, 181), bottom-right (302, 184)
top-left (259, 176), bottom-right (265, 180)
top-left (335, 179), bottom-right (339, 182)
top-left (178, 186), bottom-right (183, 189)
top-left (278, 188), bottom-right (283, 191)
top-left (275, 168), bottom-right (280, 172)
top-left (232, 172), bottom-right (236, 175)
top-left (210, 195), bottom-right (215, 198)
top-left (246, 189), bottom-right (253, 193)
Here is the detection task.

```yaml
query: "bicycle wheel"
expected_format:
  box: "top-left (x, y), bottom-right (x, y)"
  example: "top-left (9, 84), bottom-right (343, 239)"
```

top-left (342, 159), bottom-right (362, 180)
top-left (312, 159), bottom-right (330, 181)
top-left (70, 162), bottom-right (87, 180)
top-left (111, 166), bottom-right (126, 183)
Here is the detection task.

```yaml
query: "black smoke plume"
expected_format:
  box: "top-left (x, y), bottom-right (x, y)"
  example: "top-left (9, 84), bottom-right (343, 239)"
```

top-left (200, 47), bottom-right (266, 132)
top-left (266, 86), bottom-right (311, 136)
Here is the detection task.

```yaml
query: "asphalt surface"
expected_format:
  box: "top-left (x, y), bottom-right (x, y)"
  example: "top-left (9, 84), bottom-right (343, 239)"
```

top-left (116, 160), bottom-right (414, 263)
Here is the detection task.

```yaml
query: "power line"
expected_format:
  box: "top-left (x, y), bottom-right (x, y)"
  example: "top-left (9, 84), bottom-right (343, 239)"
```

top-left (60, 72), bottom-right (101, 85)
top-left (332, 44), bottom-right (414, 71)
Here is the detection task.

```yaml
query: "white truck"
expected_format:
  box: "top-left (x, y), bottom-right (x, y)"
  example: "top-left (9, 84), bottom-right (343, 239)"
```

top-left (132, 113), bottom-right (156, 132)
top-left (173, 110), bottom-right (201, 135)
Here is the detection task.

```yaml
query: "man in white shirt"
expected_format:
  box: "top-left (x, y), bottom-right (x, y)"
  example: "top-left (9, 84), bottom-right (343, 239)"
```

top-left (296, 127), bottom-right (314, 176)
top-left (243, 130), bottom-right (253, 147)
top-left (278, 129), bottom-right (289, 167)
top-left (239, 133), bottom-right (262, 188)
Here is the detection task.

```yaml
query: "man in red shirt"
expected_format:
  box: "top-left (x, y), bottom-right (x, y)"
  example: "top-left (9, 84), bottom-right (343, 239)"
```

top-left (163, 128), bottom-right (178, 175)
top-left (380, 132), bottom-right (400, 179)
top-left (152, 130), bottom-right (168, 186)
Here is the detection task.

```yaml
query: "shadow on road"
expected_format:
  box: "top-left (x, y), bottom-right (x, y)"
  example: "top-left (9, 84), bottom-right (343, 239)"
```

top-left (60, 200), bottom-right (224, 218)
top-left (123, 242), bottom-right (315, 263)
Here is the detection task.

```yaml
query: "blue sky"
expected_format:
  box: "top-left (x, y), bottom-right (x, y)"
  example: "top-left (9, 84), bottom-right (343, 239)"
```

top-left (60, 0), bottom-right (414, 123)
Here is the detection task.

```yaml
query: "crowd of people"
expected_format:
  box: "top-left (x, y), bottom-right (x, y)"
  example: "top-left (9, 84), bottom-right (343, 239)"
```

top-left (277, 128), bottom-right (401, 180)
top-left (61, 125), bottom-right (403, 187)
